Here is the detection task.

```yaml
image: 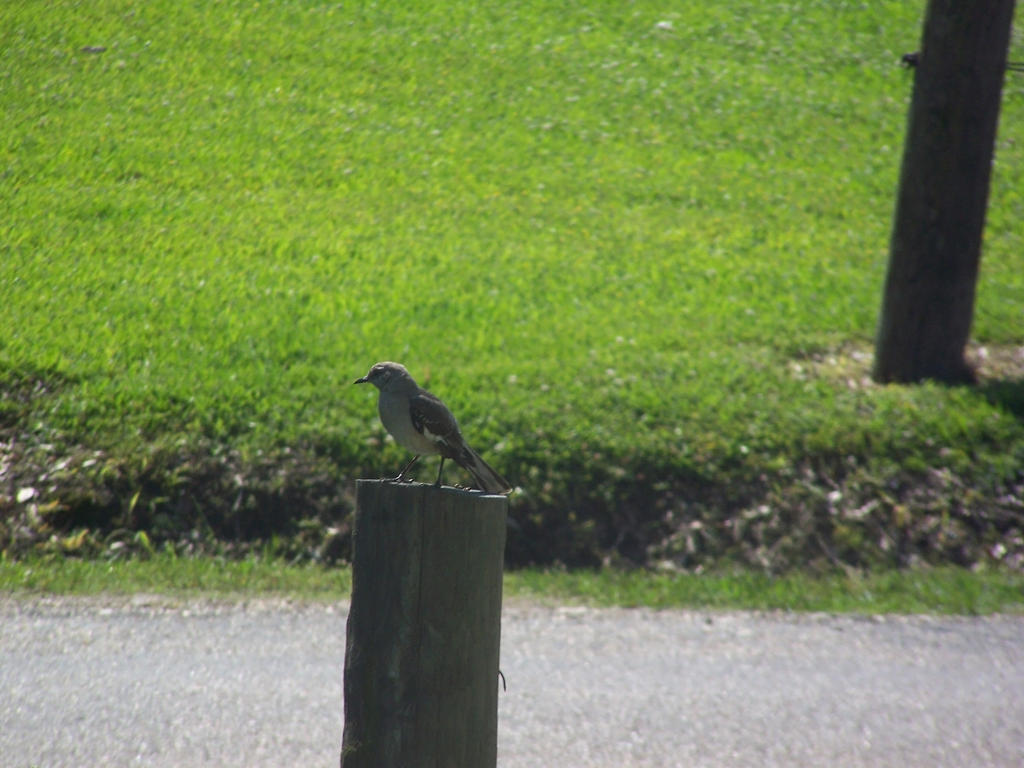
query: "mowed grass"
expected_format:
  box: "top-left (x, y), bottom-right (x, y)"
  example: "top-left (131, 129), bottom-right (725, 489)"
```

top-left (507, 564), bottom-right (1024, 614)
top-left (2, 553), bottom-right (1021, 615)
top-left (2, 2), bottom-right (1024, 565)
top-left (0, 551), bottom-right (352, 599)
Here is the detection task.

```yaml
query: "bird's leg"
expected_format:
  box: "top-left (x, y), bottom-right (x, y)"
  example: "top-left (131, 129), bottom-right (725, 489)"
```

top-left (434, 456), bottom-right (446, 487)
top-left (394, 455), bottom-right (420, 483)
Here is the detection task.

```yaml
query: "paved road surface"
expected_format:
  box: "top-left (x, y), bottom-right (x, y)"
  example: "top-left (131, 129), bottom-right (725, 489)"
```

top-left (2, 596), bottom-right (1022, 767)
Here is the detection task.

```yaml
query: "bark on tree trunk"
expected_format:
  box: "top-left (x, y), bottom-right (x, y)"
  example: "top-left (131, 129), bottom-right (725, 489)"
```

top-left (873, 0), bottom-right (1016, 384)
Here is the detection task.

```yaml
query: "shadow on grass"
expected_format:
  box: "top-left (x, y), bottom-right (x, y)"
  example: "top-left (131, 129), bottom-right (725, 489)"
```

top-left (978, 378), bottom-right (1024, 421)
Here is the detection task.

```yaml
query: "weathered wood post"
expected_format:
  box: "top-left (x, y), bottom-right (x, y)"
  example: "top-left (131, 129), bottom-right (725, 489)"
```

top-left (341, 479), bottom-right (508, 768)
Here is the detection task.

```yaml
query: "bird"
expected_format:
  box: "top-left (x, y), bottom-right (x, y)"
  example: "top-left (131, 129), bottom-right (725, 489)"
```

top-left (354, 361), bottom-right (513, 495)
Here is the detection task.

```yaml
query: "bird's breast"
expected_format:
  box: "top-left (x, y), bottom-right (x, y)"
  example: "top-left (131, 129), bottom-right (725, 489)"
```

top-left (378, 391), bottom-right (440, 455)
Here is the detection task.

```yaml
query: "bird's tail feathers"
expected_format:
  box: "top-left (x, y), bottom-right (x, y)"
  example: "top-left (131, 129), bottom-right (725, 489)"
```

top-left (456, 446), bottom-right (513, 495)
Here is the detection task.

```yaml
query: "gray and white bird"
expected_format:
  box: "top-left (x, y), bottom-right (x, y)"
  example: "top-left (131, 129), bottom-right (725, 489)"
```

top-left (354, 361), bottom-right (512, 495)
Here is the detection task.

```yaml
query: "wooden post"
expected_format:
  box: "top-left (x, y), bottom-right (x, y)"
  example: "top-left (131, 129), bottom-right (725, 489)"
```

top-left (341, 480), bottom-right (508, 768)
top-left (873, 0), bottom-right (1016, 383)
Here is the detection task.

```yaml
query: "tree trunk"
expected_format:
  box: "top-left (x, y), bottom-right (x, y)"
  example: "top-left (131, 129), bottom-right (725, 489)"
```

top-left (341, 480), bottom-right (507, 768)
top-left (873, 0), bottom-right (1016, 384)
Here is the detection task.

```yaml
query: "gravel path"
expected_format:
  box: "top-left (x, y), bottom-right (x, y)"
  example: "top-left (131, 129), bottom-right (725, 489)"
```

top-left (2, 595), bottom-right (1022, 767)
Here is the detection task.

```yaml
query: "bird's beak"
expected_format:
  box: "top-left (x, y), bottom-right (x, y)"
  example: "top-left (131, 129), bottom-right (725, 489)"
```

top-left (353, 376), bottom-right (368, 385)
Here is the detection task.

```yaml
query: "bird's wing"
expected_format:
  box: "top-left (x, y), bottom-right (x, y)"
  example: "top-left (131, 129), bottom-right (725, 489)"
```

top-left (409, 391), bottom-right (462, 456)
top-left (410, 389), bottom-right (512, 494)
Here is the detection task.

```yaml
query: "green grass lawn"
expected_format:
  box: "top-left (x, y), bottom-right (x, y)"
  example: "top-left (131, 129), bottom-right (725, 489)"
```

top-left (2, 553), bottom-right (1021, 615)
top-left (2, 1), bottom-right (1023, 570)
